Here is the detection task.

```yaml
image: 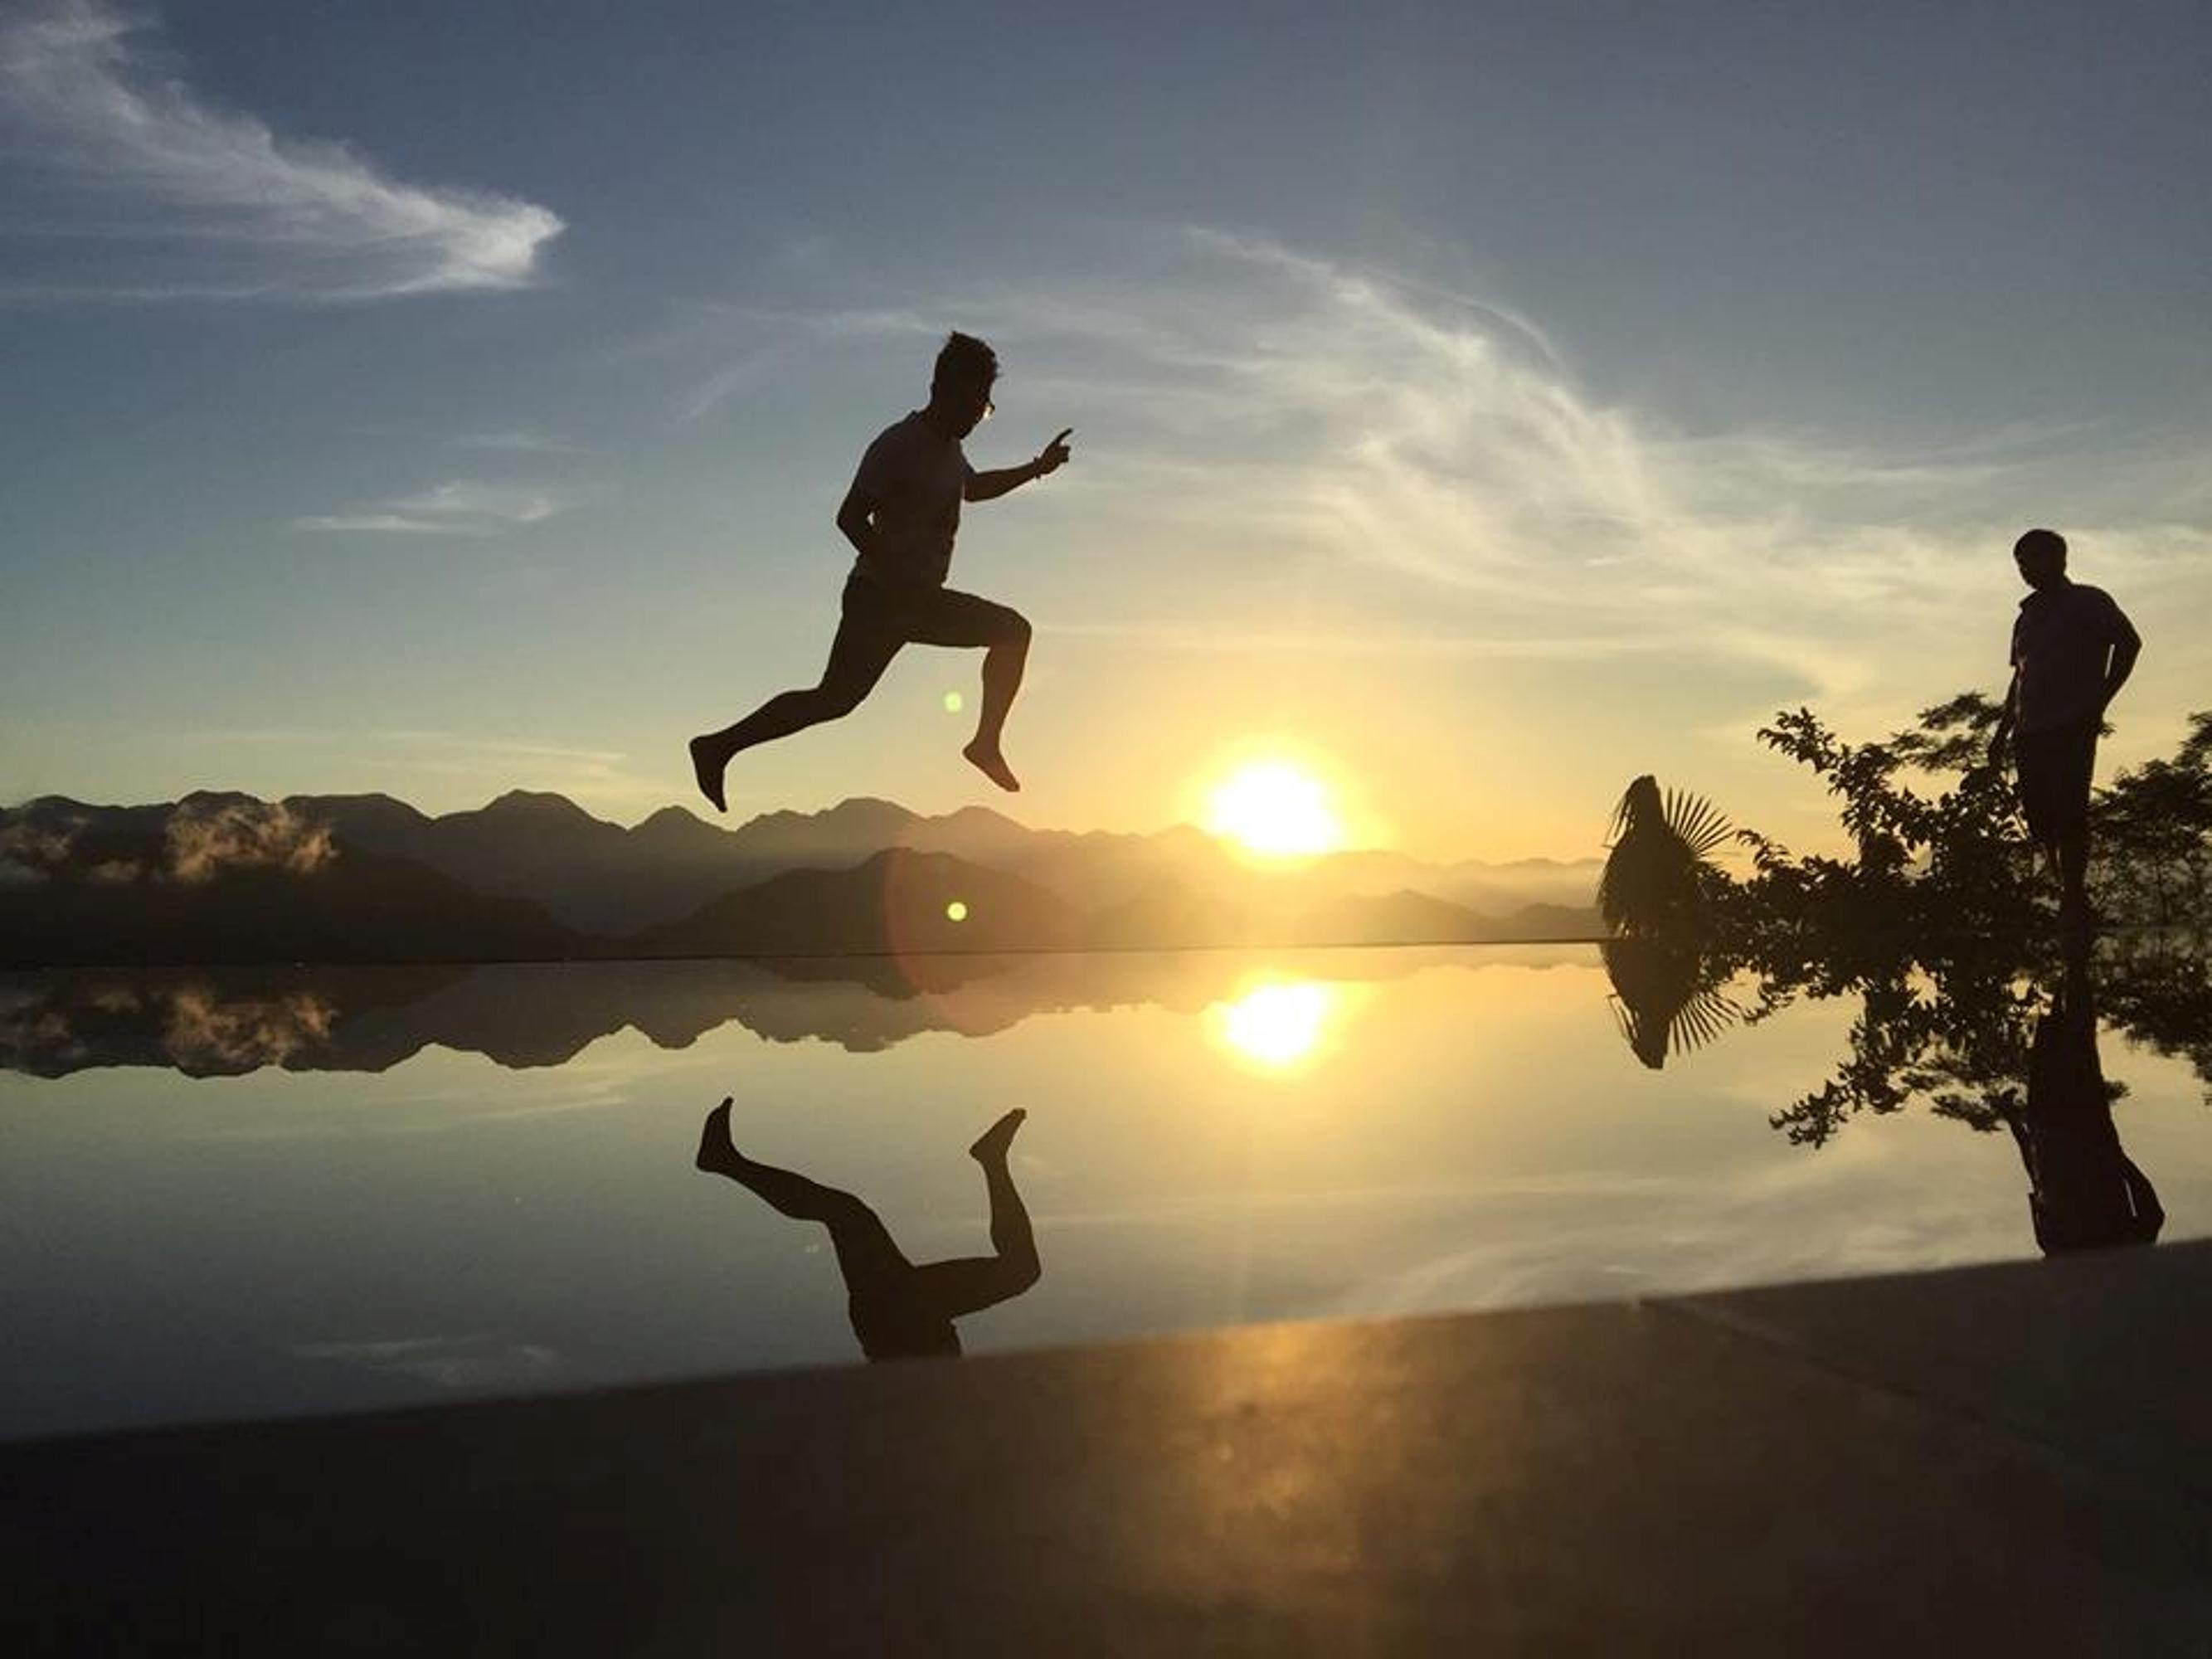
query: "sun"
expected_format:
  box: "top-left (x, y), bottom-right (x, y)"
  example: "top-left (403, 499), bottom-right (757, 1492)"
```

top-left (1203, 759), bottom-right (1345, 859)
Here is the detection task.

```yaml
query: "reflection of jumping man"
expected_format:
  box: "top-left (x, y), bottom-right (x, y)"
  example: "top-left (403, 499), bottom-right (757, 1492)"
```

top-left (689, 333), bottom-right (1073, 811)
top-left (695, 1097), bottom-right (1039, 1361)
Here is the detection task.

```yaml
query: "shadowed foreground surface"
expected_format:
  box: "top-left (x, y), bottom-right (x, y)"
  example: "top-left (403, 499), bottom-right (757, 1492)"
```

top-left (6, 1245), bottom-right (2208, 1657)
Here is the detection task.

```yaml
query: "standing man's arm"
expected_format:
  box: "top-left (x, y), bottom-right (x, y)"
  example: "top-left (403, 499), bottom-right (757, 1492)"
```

top-left (1990, 665), bottom-right (2020, 766)
top-left (2101, 606), bottom-right (2142, 718)
top-left (965, 429), bottom-right (1075, 503)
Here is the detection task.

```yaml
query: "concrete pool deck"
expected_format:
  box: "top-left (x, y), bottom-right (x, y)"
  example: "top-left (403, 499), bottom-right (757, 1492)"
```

top-left (6, 1242), bottom-right (2208, 1655)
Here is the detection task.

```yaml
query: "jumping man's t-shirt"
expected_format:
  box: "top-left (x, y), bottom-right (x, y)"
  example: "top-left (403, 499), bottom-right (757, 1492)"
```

top-left (846, 411), bottom-right (975, 591)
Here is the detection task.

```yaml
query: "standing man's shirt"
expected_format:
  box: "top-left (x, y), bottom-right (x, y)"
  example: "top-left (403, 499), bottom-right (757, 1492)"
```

top-left (2010, 581), bottom-right (2140, 733)
top-left (846, 411), bottom-right (975, 591)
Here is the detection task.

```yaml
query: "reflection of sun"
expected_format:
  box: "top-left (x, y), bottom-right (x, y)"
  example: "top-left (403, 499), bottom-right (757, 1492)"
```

top-left (1212, 980), bottom-right (1337, 1071)
top-left (1203, 760), bottom-right (1344, 858)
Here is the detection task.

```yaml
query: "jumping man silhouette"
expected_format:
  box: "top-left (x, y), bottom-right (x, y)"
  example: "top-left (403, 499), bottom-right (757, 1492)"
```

top-left (689, 333), bottom-right (1073, 810)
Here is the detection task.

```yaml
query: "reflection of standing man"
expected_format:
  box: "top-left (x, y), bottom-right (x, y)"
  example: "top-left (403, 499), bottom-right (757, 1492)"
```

top-left (1988, 528), bottom-right (2141, 927)
top-left (2004, 946), bottom-right (2161, 1253)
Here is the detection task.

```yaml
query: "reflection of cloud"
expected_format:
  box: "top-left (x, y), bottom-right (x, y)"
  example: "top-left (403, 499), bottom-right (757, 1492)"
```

top-left (293, 479), bottom-right (574, 537)
top-left (0, 1), bottom-right (562, 301)
top-left (163, 985), bottom-right (336, 1068)
top-left (293, 1333), bottom-right (562, 1389)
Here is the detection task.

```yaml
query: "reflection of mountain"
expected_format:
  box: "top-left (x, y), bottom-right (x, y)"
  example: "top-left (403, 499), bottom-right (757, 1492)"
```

top-left (1, 791), bottom-right (1601, 966)
top-left (0, 947), bottom-right (1509, 1075)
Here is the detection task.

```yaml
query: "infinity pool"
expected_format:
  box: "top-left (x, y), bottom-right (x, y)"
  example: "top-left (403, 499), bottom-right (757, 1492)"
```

top-left (4, 943), bottom-right (2206, 1439)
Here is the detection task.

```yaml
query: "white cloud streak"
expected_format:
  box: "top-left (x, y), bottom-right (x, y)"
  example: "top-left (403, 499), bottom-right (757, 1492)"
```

top-left (0, 0), bottom-right (562, 301)
top-left (294, 479), bottom-right (573, 537)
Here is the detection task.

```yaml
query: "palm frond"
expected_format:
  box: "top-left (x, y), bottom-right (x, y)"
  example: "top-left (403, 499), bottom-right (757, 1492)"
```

top-left (1660, 786), bottom-right (1734, 859)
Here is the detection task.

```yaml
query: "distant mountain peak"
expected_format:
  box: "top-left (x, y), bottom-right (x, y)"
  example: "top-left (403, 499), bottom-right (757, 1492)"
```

top-left (824, 795), bottom-right (920, 824)
top-left (479, 789), bottom-right (596, 822)
top-left (731, 795), bottom-right (921, 839)
top-left (938, 804), bottom-right (1023, 830)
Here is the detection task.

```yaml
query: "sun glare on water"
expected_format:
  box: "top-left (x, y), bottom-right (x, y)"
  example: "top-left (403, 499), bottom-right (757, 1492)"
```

top-left (1203, 759), bottom-right (1344, 859)
top-left (1213, 980), bottom-right (1339, 1071)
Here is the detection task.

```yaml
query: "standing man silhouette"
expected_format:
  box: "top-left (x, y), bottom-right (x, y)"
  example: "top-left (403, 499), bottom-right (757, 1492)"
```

top-left (1988, 528), bottom-right (2141, 927)
top-left (689, 333), bottom-right (1073, 811)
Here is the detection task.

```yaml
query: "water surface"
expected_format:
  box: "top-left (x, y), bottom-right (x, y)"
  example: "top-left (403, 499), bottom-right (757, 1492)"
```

top-left (4, 943), bottom-right (2205, 1440)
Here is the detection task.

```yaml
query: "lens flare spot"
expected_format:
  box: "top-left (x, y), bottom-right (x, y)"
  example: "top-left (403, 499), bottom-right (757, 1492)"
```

top-left (945, 900), bottom-right (969, 922)
top-left (1212, 980), bottom-right (1337, 1072)
top-left (942, 690), bottom-right (965, 714)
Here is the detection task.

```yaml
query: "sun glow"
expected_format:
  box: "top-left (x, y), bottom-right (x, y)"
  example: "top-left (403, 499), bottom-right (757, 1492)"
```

top-left (1203, 760), bottom-right (1345, 859)
top-left (1211, 980), bottom-right (1339, 1072)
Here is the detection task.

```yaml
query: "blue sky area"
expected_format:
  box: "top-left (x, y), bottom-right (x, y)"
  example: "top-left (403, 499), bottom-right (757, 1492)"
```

top-left (3, 0), bottom-right (2206, 859)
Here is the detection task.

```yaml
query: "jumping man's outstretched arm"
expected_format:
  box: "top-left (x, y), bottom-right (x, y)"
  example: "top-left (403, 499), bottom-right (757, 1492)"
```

top-left (965, 429), bottom-right (1074, 503)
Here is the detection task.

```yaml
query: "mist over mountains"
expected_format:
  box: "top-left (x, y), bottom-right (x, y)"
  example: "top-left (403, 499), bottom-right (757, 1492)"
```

top-left (0, 791), bottom-right (1599, 967)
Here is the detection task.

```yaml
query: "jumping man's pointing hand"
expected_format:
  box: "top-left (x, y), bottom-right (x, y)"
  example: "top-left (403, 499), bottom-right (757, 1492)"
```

top-left (1034, 428), bottom-right (1074, 477)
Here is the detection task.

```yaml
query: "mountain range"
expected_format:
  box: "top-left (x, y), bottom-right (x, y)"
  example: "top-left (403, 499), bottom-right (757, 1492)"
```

top-left (0, 791), bottom-right (1600, 967)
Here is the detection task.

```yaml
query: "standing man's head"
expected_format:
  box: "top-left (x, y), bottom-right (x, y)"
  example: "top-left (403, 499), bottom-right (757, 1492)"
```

top-left (927, 332), bottom-right (998, 439)
top-left (2014, 528), bottom-right (2069, 591)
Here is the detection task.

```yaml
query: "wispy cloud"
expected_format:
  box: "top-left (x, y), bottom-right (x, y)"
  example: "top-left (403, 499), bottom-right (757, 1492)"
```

top-left (451, 429), bottom-right (591, 456)
top-left (293, 479), bottom-right (574, 537)
top-left (1042, 619), bottom-right (1663, 661)
top-left (693, 226), bottom-right (2210, 741)
top-left (0, 0), bottom-right (562, 301)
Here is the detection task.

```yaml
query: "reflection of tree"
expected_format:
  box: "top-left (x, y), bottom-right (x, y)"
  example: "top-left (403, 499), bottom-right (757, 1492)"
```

top-left (1755, 939), bottom-right (2045, 1149)
top-left (1600, 693), bottom-right (2212, 1163)
top-left (1601, 939), bottom-right (1740, 1071)
top-left (2086, 937), bottom-right (2212, 1102)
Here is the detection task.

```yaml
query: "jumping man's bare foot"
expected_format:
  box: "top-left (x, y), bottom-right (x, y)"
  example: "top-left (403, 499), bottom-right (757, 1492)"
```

top-left (689, 735), bottom-right (728, 814)
top-left (696, 1097), bottom-right (745, 1175)
top-left (962, 739), bottom-right (1020, 793)
top-left (970, 1106), bottom-right (1026, 1164)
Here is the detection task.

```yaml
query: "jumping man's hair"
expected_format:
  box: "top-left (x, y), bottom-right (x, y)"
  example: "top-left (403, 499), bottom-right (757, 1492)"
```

top-left (2014, 528), bottom-right (2068, 566)
top-left (933, 332), bottom-right (999, 397)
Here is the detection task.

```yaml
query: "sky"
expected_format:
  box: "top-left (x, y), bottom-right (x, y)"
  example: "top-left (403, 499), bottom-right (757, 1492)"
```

top-left (2, 0), bottom-right (2207, 863)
